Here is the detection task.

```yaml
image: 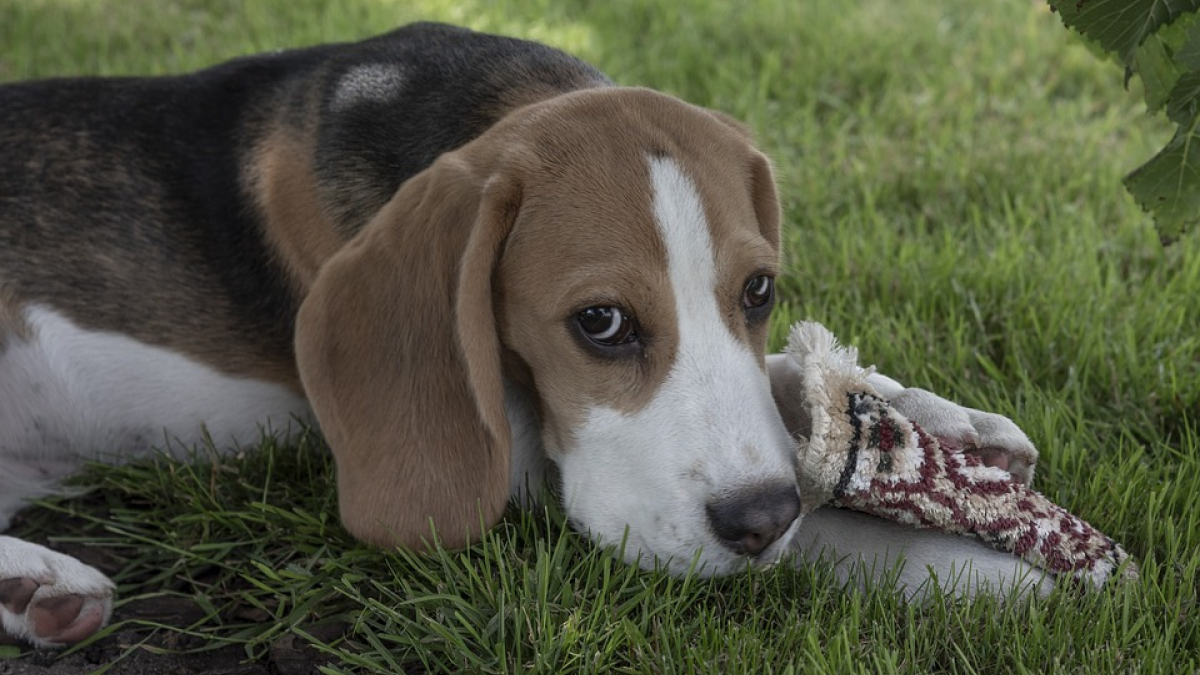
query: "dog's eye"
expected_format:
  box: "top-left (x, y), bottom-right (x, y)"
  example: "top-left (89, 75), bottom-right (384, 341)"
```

top-left (743, 275), bottom-right (774, 310)
top-left (577, 306), bottom-right (637, 346)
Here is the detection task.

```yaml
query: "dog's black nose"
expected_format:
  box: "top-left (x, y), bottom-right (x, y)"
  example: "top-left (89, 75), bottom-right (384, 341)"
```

top-left (705, 483), bottom-right (802, 556)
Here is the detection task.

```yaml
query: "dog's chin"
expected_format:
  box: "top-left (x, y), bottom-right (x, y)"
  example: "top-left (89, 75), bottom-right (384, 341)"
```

top-left (622, 543), bottom-right (789, 579)
top-left (590, 515), bottom-right (802, 579)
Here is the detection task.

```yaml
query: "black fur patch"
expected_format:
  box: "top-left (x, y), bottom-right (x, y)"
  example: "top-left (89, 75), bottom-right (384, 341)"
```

top-left (0, 23), bottom-right (611, 377)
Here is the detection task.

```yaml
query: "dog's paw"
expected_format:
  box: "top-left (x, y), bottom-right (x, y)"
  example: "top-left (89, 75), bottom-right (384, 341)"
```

top-left (886, 388), bottom-right (1038, 485)
top-left (0, 536), bottom-right (114, 648)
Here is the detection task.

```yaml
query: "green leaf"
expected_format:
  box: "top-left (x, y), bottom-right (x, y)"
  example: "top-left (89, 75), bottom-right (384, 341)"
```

top-left (1050, 0), bottom-right (1200, 64)
top-left (1174, 17), bottom-right (1200, 67)
top-left (1124, 118), bottom-right (1200, 243)
top-left (1167, 69), bottom-right (1200, 122)
top-left (1133, 33), bottom-right (1186, 111)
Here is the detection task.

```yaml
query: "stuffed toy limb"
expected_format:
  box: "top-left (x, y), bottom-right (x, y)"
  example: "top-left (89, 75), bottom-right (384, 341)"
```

top-left (774, 321), bottom-right (1136, 589)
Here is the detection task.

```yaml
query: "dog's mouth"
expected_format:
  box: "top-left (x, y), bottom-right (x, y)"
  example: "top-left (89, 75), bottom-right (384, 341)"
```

top-left (572, 502), bottom-right (804, 578)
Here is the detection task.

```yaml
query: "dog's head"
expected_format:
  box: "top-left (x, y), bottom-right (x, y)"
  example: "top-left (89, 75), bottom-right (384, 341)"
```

top-left (295, 87), bottom-right (801, 576)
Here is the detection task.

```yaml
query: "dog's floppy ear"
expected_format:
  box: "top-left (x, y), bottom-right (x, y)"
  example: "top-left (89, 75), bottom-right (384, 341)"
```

top-left (747, 150), bottom-right (780, 248)
top-left (705, 110), bottom-right (780, 247)
top-left (294, 151), bottom-right (520, 551)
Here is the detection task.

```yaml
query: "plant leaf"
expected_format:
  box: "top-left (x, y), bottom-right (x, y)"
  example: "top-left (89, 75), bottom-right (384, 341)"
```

top-left (1134, 33), bottom-right (1187, 111)
top-left (1124, 118), bottom-right (1200, 243)
top-left (1167, 69), bottom-right (1200, 122)
top-left (1050, 0), bottom-right (1200, 64)
top-left (1177, 20), bottom-right (1200, 67)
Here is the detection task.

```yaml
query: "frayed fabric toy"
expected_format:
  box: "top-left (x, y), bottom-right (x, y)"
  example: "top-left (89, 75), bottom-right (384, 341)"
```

top-left (786, 321), bottom-right (1137, 588)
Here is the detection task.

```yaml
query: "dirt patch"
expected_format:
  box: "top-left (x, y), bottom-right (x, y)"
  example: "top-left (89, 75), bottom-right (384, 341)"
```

top-left (1, 525), bottom-right (346, 675)
top-left (1, 594), bottom-right (344, 675)
top-left (1, 593), bottom-right (348, 672)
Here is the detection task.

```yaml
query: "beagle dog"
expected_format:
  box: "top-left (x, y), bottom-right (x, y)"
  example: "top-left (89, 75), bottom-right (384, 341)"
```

top-left (0, 23), bottom-right (1042, 647)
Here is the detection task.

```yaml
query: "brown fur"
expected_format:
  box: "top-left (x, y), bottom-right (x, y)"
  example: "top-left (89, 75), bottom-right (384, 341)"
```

top-left (692, 149), bottom-right (781, 351)
top-left (4, 30), bottom-right (780, 551)
top-left (294, 87), bottom-right (782, 548)
top-left (490, 89), bottom-right (782, 462)
top-left (247, 124), bottom-right (348, 294)
top-left (0, 287), bottom-right (31, 352)
top-left (3, 26), bottom-right (789, 555)
top-left (294, 146), bottom-right (520, 550)
top-left (491, 91), bottom-right (780, 447)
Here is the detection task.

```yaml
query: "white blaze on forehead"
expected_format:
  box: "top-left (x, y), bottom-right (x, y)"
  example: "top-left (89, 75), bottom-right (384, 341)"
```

top-left (648, 155), bottom-right (720, 335)
top-left (645, 155), bottom-right (776, 453)
top-left (550, 155), bottom-right (796, 576)
top-left (331, 63), bottom-right (408, 112)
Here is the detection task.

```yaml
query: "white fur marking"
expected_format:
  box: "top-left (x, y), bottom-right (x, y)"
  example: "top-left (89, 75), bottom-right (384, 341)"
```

top-left (505, 379), bottom-right (551, 508)
top-left (0, 305), bottom-right (312, 524)
top-left (555, 156), bottom-right (798, 577)
top-left (331, 63), bottom-right (408, 112)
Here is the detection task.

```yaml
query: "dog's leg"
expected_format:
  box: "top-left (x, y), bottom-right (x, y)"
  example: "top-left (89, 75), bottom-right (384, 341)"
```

top-left (0, 536), bottom-right (114, 647)
top-left (0, 459), bottom-right (114, 647)
top-left (0, 457), bottom-right (78, 532)
top-left (793, 507), bottom-right (1051, 599)
top-left (1, 304), bottom-right (313, 647)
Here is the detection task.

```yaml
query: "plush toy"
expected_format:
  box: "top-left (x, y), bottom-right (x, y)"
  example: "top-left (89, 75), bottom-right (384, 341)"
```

top-left (785, 321), bottom-right (1137, 588)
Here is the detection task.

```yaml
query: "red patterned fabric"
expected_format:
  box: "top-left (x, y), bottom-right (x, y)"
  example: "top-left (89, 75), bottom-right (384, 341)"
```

top-left (788, 322), bottom-right (1136, 588)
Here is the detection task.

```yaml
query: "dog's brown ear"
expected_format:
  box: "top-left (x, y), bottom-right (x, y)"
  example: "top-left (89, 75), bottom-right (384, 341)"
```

top-left (704, 110), bottom-right (780, 246)
top-left (294, 152), bottom-right (520, 551)
top-left (748, 151), bottom-right (781, 248)
top-left (707, 108), bottom-right (753, 139)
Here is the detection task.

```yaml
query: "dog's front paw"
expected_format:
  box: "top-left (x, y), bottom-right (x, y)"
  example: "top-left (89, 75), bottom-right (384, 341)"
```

top-left (886, 388), bottom-right (1038, 485)
top-left (0, 536), bottom-right (114, 648)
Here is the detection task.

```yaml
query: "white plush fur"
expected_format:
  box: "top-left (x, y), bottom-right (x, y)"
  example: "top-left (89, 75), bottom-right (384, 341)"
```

top-left (782, 321), bottom-right (881, 498)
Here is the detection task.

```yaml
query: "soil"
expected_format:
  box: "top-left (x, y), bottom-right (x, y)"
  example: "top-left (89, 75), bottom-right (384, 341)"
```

top-left (1, 532), bottom-right (346, 675)
top-left (0, 595), bottom-right (345, 675)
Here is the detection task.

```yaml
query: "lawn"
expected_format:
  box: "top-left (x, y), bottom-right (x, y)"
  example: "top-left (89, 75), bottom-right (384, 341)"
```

top-left (2, 0), bottom-right (1198, 673)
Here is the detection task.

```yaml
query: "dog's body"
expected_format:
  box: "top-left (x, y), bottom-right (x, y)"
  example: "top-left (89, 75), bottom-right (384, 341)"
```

top-left (0, 24), bottom-right (1043, 647)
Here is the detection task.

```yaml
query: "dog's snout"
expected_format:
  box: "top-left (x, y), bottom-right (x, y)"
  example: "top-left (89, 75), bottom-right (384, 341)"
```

top-left (705, 483), bottom-right (801, 556)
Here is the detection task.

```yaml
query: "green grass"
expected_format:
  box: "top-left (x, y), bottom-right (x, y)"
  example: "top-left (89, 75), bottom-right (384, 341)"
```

top-left (3, 0), bottom-right (1199, 672)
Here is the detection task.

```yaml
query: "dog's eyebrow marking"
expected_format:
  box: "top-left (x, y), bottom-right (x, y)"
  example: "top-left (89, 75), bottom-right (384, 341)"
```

top-left (330, 63), bottom-right (409, 112)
